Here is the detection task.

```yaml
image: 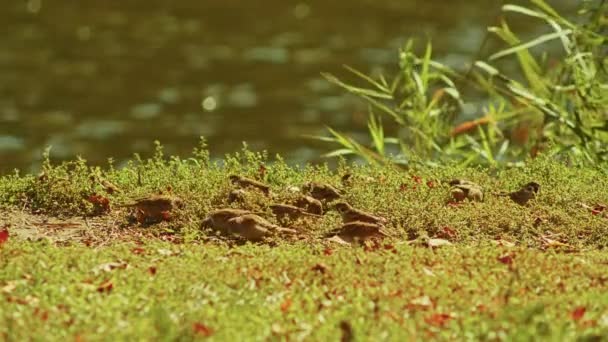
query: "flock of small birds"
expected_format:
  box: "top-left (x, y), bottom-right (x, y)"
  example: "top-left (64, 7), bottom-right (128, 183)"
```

top-left (113, 173), bottom-right (541, 245)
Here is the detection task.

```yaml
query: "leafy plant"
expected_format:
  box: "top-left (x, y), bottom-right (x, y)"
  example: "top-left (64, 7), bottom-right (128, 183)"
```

top-left (315, 0), bottom-right (607, 167)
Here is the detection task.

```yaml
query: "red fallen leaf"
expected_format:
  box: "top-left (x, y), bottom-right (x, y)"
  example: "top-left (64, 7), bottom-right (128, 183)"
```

top-left (148, 266), bottom-right (157, 276)
top-left (438, 226), bottom-right (456, 240)
top-left (426, 180), bottom-right (435, 188)
top-left (0, 228), bottom-right (9, 246)
top-left (591, 205), bottom-right (606, 216)
top-left (280, 297), bottom-right (292, 313)
top-left (192, 322), bottom-right (214, 337)
top-left (497, 253), bottom-right (515, 266)
top-left (87, 194), bottom-right (111, 214)
top-left (571, 306), bottom-right (586, 321)
top-left (412, 175), bottom-right (422, 184)
top-left (399, 183), bottom-right (408, 192)
top-left (323, 247), bottom-right (333, 256)
top-left (97, 280), bottom-right (113, 293)
top-left (384, 244), bottom-right (397, 254)
top-left (39, 310), bottom-right (49, 321)
top-left (425, 313), bottom-right (452, 327)
top-left (131, 247), bottom-right (146, 255)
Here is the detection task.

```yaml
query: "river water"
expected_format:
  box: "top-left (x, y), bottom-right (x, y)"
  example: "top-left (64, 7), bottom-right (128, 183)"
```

top-left (0, 0), bottom-right (575, 172)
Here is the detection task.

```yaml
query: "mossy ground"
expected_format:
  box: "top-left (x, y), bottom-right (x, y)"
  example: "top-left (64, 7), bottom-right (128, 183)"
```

top-left (0, 146), bottom-right (607, 340)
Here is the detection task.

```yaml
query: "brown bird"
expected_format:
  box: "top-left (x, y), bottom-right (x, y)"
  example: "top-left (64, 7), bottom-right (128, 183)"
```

top-left (99, 178), bottom-right (121, 195)
top-left (204, 210), bottom-right (296, 241)
top-left (498, 182), bottom-right (540, 205)
top-left (324, 221), bottom-right (389, 243)
top-left (120, 195), bottom-right (184, 224)
top-left (293, 195), bottom-right (324, 215)
top-left (229, 175), bottom-right (270, 195)
top-left (302, 182), bottom-right (342, 202)
top-left (201, 208), bottom-right (253, 230)
top-left (448, 179), bottom-right (479, 187)
top-left (269, 204), bottom-right (322, 221)
top-left (334, 202), bottom-right (388, 225)
top-left (448, 179), bottom-right (483, 202)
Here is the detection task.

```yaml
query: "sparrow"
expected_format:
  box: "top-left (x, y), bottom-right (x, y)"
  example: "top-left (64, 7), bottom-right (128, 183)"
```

top-left (89, 174), bottom-right (122, 195)
top-left (293, 195), bottom-right (324, 215)
top-left (99, 178), bottom-right (121, 195)
top-left (229, 175), bottom-right (270, 195)
top-left (334, 202), bottom-right (388, 225)
top-left (201, 208), bottom-right (253, 229)
top-left (269, 204), bottom-right (322, 221)
top-left (302, 182), bottom-right (342, 202)
top-left (324, 221), bottom-right (389, 242)
top-left (203, 210), bottom-right (296, 241)
top-left (448, 179), bottom-right (483, 202)
top-left (498, 182), bottom-right (540, 205)
top-left (120, 195), bottom-right (184, 224)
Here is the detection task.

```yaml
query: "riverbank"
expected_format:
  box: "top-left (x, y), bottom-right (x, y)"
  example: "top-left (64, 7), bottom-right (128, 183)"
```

top-left (1, 149), bottom-right (607, 340)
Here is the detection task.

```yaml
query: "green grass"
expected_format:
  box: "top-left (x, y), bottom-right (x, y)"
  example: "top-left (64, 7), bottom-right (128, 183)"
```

top-left (1, 144), bottom-right (607, 340)
top-left (1, 241), bottom-right (608, 341)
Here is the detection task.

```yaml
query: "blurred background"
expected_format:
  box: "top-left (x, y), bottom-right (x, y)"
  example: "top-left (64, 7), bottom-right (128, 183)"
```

top-left (0, 0), bottom-right (575, 173)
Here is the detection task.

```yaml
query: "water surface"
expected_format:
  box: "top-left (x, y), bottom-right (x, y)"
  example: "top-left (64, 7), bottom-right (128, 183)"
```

top-left (0, 0), bottom-right (574, 172)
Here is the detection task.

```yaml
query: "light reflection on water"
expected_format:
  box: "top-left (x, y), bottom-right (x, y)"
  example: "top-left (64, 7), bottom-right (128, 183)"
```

top-left (0, 1), bottom-right (574, 172)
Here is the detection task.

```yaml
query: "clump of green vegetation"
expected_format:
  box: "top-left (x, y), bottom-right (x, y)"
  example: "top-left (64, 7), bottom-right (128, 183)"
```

top-left (0, 140), bottom-right (606, 248)
top-left (317, 0), bottom-right (607, 167)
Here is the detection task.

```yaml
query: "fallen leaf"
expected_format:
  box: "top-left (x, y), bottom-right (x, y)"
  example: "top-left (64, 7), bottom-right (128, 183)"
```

top-left (426, 180), bottom-right (435, 188)
top-left (491, 239), bottom-right (515, 248)
top-left (540, 236), bottom-right (576, 251)
top-left (131, 247), bottom-right (146, 255)
top-left (326, 235), bottom-right (350, 245)
top-left (323, 247), bottom-right (333, 256)
top-left (571, 306), bottom-right (586, 321)
top-left (437, 226), bottom-right (457, 240)
top-left (497, 253), bottom-right (515, 266)
top-left (412, 175), bottom-right (422, 184)
top-left (428, 238), bottom-right (453, 248)
top-left (406, 295), bottom-right (434, 311)
top-left (1, 282), bottom-right (17, 293)
top-left (97, 280), bottom-right (113, 293)
top-left (148, 266), bottom-right (157, 276)
top-left (92, 261), bottom-right (128, 274)
top-left (422, 267), bottom-right (436, 277)
top-left (425, 313), bottom-right (452, 327)
top-left (0, 228), bottom-right (9, 246)
top-left (192, 322), bottom-right (214, 337)
top-left (280, 297), bottom-right (292, 313)
top-left (87, 194), bottom-right (111, 214)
